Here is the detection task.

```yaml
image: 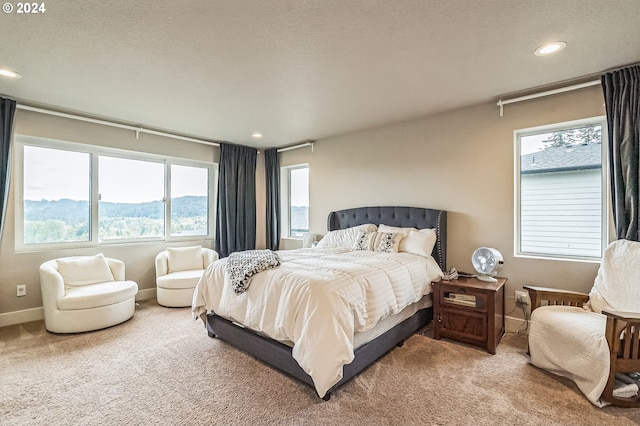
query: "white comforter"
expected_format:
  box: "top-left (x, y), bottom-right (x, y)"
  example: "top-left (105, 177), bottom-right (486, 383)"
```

top-left (192, 247), bottom-right (443, 397)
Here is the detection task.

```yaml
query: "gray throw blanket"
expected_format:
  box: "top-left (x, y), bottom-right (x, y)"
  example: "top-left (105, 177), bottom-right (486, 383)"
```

top-left (225, 250), bottom-right (280, 294)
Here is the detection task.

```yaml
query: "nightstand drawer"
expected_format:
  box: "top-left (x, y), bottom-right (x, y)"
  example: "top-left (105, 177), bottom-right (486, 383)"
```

top-left (438, 308), bottom-right (487, 343)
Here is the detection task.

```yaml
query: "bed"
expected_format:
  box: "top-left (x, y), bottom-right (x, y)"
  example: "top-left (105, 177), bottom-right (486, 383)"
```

top-left (193, 206), bottom-right (447, 399)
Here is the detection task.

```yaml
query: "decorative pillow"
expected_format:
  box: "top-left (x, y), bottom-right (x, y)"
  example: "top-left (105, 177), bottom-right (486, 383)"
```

top-left (352, 231), bottom-right (403, 253)
top-left (353, 231), bottom-right (376, 251)
top-left (378, 224), bottom-right (437, 257)
top-left (57, 253), bottom-right (114, 286)
top-left (316, 224), bottom-right (378, 249)
top-left (167, 245), bottom-right (204, 273)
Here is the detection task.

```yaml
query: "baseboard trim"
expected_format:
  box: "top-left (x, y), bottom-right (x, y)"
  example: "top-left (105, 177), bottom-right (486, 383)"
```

top-left (136, 288), bottom-right (156, 301)
top-left (0, 303), bottom-right (533, 331)
top-left (0, 302), bottom-right (530, 332)
top-left (505, 315), bottom-right (528, 334)
top-left (0, 306), bottom-right (44, 328)
top-left (0, 288), bottom-right (158, 328)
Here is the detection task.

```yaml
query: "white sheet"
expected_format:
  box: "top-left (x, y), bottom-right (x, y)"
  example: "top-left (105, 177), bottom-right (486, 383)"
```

top-left (529, 306), bottom-right (610, 407)
top-left (192, 247), bottom-right (443, 397)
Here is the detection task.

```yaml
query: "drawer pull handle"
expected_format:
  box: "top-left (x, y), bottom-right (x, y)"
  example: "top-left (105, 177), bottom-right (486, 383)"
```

top-left (437, 314), bottom-right (442, 323)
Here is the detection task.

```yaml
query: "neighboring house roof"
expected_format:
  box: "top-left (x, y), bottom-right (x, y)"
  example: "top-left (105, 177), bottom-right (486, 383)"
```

top-left (521, 143), bottom-right (602, 174)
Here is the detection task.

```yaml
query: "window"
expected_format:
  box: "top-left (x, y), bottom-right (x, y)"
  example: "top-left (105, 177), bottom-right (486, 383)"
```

top-left (22, 146), bottom-right (91, 244)
top-left (170, 164), bottom-right (210, 237)
top-left (515, 117), bottom-right (607, 261)
top-left (98, 156), bottom-right (165, 241)
top-left (282, 164), bottom-right (309, 237)
top-left (15, 135), bottom-right (215, 250)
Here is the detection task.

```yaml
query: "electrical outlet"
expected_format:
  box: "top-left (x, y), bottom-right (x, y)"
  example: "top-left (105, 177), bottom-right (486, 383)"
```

top-left (17, 284), bottom-right (26, 297)
top-left (515, 290), bottom-right (528, 304)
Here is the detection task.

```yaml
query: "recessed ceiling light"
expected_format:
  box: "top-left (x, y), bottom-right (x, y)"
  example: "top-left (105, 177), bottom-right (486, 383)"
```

top-left (0, 68), bottom-right (22, 78)
top-left (534, 41), bottom-right (567, 56)
top-left (252, 132), bottom-right (263, 139)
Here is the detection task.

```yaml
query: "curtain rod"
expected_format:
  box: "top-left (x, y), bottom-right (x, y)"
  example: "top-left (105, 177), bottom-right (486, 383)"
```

top-left (16, 104), bottom-right (221, 147)
top-left (277, 141), bottom-right (314, 153)
top-left (496, 80), bottom-right (601, 116)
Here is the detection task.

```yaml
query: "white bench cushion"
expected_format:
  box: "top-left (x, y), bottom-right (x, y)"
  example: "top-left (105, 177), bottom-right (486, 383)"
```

top-left (157, 270), bottom-right (204, 290)
top-left (58, 280), bottom-right (138, 310)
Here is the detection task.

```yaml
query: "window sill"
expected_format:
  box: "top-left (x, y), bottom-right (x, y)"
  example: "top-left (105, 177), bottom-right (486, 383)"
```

top-left (514, 253), bottom-right (601, 264)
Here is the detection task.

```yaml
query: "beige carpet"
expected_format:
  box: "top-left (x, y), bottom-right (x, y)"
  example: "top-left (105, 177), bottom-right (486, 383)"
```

top-left (2, 300), bottom-right (640, 426)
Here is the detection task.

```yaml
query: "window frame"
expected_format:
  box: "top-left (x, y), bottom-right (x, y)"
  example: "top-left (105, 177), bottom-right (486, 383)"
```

top-left (167, 162), bottom-right (214, 239)
top-left (280, 163), bottom-right (309, 239)
top-left (14, 134), bottom-right (217, 252)
top-left (513, 116), bottom-right (609, 263)
top-left (97, 153), bottom-right (167, 243)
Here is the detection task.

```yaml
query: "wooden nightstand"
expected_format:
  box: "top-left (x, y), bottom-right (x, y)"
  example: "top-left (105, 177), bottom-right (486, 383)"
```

top-left (432, 276), bottom-right (507, 354)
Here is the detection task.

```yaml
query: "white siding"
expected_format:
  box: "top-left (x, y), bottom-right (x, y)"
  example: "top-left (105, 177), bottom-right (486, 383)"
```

top-left (520, 169), bottom-right (602, 258)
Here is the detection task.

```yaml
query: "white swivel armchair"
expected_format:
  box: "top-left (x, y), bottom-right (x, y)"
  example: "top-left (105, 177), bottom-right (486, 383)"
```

top-left (40, 253), bottom-right (138, 333)
top-left (155, 246), bottom-right (218, 307)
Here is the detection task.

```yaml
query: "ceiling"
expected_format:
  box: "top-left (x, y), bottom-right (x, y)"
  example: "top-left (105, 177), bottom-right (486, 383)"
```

top-left (1, 0), bottom-right (638, 148)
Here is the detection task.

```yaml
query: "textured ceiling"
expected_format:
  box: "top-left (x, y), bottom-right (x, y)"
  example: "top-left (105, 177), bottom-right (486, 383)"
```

top-left (1, 0), bottom-right (638, 148)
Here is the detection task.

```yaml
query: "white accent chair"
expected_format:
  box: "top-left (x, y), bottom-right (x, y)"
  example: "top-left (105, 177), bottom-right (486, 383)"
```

top-left (40, 254), bottom-right (138, 333)
top-left (155, 246), bottom-right (218, 307)
top-left (526, 239), bottom-right (640, 407)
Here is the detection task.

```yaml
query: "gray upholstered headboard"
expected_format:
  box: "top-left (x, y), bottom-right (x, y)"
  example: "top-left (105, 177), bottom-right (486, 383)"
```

top-left (327, 206), bottom-right (447, 270)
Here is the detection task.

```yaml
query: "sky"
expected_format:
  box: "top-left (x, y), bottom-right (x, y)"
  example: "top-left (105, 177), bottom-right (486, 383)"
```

top-left (290, 167), bottom-right (309, 207)
top-left (24, 143), bottom-right (308, 207)
top-left (24, 146), bottom-right (208, 203)
top-left (519, 132), bottom-right (552, 155)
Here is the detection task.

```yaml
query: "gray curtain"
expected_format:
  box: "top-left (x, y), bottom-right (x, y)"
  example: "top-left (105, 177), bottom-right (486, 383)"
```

top-left (602, 65), bottom-right (640, 241)
top-left (0, 97), bottom-right (16, 241)
top-left (215, 143), bottom-right (257, 257)
top-left (264, 148), bottom-right (280, 250)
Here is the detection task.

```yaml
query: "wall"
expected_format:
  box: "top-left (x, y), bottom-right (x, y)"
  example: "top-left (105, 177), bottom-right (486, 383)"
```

top-left (0, 110), bottom-right (218, 324)
top-left (1, 85), bottom-right (608, 327)
top-left (279, 85), bottom-right (607, 325)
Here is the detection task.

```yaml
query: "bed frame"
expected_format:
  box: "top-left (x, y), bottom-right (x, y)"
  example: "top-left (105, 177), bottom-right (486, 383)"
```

top-left (205, 206), bottom-right (447, 399)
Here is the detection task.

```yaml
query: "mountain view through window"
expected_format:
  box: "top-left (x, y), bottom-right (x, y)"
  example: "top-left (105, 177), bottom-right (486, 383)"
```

top-left (22, 144), bottom-right (210, 245)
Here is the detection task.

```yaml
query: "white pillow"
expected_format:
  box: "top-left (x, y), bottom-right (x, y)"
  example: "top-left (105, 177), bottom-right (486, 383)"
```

top-left (316, 224), bottom-right (377, 249)
top-left (352, 231), bottom-right (403, 253)
top-left (167, 246), bottom-right (204, 273)
top-left (402, 229), bottom-right (437, 258)
top-left (378, 224), bottom-right (417, 235)
top-left (378, 224), bottom-right (437, 257)
top-left (57, 253), bottom-right (114, 286)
